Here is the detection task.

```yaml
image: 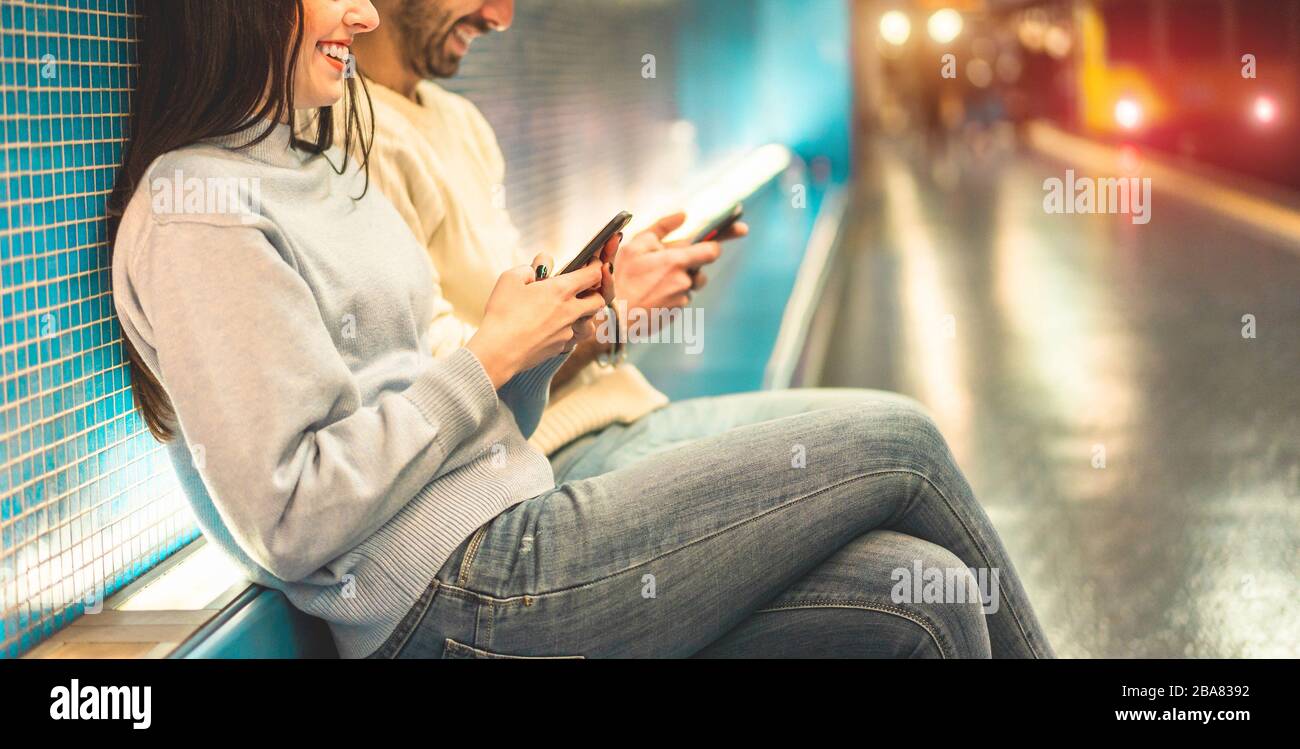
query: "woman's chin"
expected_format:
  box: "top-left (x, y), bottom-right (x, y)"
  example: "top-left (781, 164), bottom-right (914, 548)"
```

top-left (298, 84), bottom-right (346, 111)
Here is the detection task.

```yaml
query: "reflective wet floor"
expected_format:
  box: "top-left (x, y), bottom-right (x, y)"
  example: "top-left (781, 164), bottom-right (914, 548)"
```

top-left (820, 142), bottom-right (1300, 657)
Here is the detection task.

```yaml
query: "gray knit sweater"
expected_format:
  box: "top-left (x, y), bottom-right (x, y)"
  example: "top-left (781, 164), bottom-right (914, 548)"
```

top-left (111, 123), bottom-right (561, 658)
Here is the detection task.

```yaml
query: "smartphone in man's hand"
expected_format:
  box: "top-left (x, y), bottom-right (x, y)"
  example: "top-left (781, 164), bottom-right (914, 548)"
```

top-left (692, 204), bottom-right (744, 244)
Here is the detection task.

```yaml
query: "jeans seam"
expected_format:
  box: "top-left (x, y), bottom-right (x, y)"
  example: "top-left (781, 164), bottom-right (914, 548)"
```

top-left (901, 470), bottom-right (1046, 659)
top-left (457, 524), bottom-right (490, 587)
top-left (378, 579), bottom-right (441, 659)
top-left (453, 468), bottom-right (921, 603)
top-left (753, 599), bottom-right (954, 659)
top-left (435, 584), bottom-right (486, 603)
top-left (443, 466), bottom-right (1043, 658)
top-left (481, 599), bottom-right (495, 651)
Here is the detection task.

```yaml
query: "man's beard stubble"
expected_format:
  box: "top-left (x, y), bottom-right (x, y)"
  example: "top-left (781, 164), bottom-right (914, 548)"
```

top-left (397, 2), bottom-right (466, 79)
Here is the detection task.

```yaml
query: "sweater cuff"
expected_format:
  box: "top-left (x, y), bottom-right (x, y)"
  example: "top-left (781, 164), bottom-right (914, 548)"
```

top-left (401, 347), bottom-right (499, 453)
top-left (498, 353), bottom-right (568, 438)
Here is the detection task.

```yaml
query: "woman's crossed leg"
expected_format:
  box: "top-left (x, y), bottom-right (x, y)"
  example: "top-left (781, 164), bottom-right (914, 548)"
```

top-left (394, 397), bottom-right (1053, 659)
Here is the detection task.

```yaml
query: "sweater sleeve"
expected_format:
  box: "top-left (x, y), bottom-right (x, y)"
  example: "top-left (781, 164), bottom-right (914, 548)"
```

top-left (121, 218), bottom-right (500, 582)
top-left (498, 354), bottom-right (568, 438)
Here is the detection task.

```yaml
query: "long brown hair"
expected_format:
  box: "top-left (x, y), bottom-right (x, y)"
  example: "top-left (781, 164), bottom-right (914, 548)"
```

top-left (108, 0), bottom-right (374, 442)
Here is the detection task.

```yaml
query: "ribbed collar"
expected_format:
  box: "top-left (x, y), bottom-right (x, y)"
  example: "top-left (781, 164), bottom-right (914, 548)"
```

top-left (205, 120), bottom-right (309, 168)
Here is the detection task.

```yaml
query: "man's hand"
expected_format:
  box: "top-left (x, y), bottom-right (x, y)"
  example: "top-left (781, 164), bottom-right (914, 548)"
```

top-left (548, 210), bottom-right (747, 393)
top-left (614, 211), bottom-right (747, 312)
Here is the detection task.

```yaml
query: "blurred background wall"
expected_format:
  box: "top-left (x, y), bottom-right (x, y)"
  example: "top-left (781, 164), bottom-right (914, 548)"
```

top-left (446, 0), bottom-right (853, 249)
top-left (676, 0), bottom-right (853, 183)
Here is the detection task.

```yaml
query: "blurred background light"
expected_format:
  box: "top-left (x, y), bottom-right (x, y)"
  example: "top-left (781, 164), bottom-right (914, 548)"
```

top-left (996, 51), bottom-right (1023, 83)
top-left (880, 10), bottom-right (911, 46)
top-left (927, 8), bottom-right (964, 45)
top-left (966, 58), bottom-right (994, 88)
top-left (1044, 25), bottom-right (1073, 59)
top-left (1115, 98), bottom-right (1143, 130)
top-left (1017, 11), bottom-right (1047, 51)
top-left (1253, 95), bottom-right (1278, 125)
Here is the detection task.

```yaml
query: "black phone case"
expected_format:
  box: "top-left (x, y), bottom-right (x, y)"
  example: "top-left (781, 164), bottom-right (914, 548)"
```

top-left (560, 211), bottom-right (633, 275)
top-left (693, 205), bottom-right (744, 244)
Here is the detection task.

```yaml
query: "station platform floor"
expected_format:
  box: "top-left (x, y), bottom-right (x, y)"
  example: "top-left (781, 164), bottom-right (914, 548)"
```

top-left (819, 137), bottom-right (1300, 657)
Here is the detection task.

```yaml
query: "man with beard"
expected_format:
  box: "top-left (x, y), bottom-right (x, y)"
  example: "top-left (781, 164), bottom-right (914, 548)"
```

top-left (349, 0), bottom-right (881, 481)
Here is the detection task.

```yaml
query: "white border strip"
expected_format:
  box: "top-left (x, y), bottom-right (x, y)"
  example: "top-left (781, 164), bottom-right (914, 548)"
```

top-left (764, 187), bottom-right (849, 390)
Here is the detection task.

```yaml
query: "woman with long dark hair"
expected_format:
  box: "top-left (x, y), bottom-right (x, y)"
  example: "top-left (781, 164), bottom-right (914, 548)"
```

top-left (110, 0), bottom-right (1053, 659)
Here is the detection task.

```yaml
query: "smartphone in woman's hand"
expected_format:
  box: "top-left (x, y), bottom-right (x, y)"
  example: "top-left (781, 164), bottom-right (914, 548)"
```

top-left (559, 211), bottom-right (633, 275)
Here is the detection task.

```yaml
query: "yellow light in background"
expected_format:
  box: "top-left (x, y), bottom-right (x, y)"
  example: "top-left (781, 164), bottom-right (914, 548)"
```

top-left (880, 10), bottom-right (911, 46)
top-left (927, 9), bottom-right (963, 45)
top-left (1018, 12), bottom-right (1047, 52)
top-left (1044, 25), bottom-right (1073, 59)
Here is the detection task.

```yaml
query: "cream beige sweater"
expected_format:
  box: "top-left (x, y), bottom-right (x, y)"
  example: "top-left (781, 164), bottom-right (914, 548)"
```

top-left (352, 79), bottom-right (667, 454)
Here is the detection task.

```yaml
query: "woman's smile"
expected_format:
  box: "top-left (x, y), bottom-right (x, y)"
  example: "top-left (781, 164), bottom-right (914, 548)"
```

top-left (295, 0), bottom-right (378, 109)
top-left (317, 39), bottom-right (352, 73)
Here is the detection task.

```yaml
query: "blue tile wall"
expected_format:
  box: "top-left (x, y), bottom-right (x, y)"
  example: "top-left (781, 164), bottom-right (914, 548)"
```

top-left (0, 0), bottom-right (197, 659)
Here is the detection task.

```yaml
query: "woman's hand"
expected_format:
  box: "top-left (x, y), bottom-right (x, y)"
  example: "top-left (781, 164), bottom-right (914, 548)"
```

top-left (467, 247), bottom-right (613, 390)
top-left (548, 234), bottom-right (623, 391)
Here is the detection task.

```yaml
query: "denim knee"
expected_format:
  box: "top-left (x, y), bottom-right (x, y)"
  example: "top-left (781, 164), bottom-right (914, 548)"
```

top-left (895, 542), bottom-right (992, 658)
top-left (836, 394), bottom-right (958, 483)
top-left (878, 393), bottom-right (947, 449)
top-left (855, 530), bottom-right (990, 658)
top-left (803, 531), bottom-right (992, 658)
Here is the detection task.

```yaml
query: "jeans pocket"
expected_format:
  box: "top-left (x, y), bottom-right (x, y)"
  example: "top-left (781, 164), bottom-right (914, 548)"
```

top-left (441, 638), bottom-right (585, 660)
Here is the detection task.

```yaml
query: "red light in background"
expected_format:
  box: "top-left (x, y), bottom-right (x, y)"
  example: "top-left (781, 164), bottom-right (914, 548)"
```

top-left (1253, 96), bottom-right (1277, 125)
top-left (1115, 98), bottom-right (1143, 130)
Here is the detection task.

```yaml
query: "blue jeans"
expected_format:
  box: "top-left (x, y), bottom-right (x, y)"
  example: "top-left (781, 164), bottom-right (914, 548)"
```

top-left (369, 391), bottom-right (1054, 658)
